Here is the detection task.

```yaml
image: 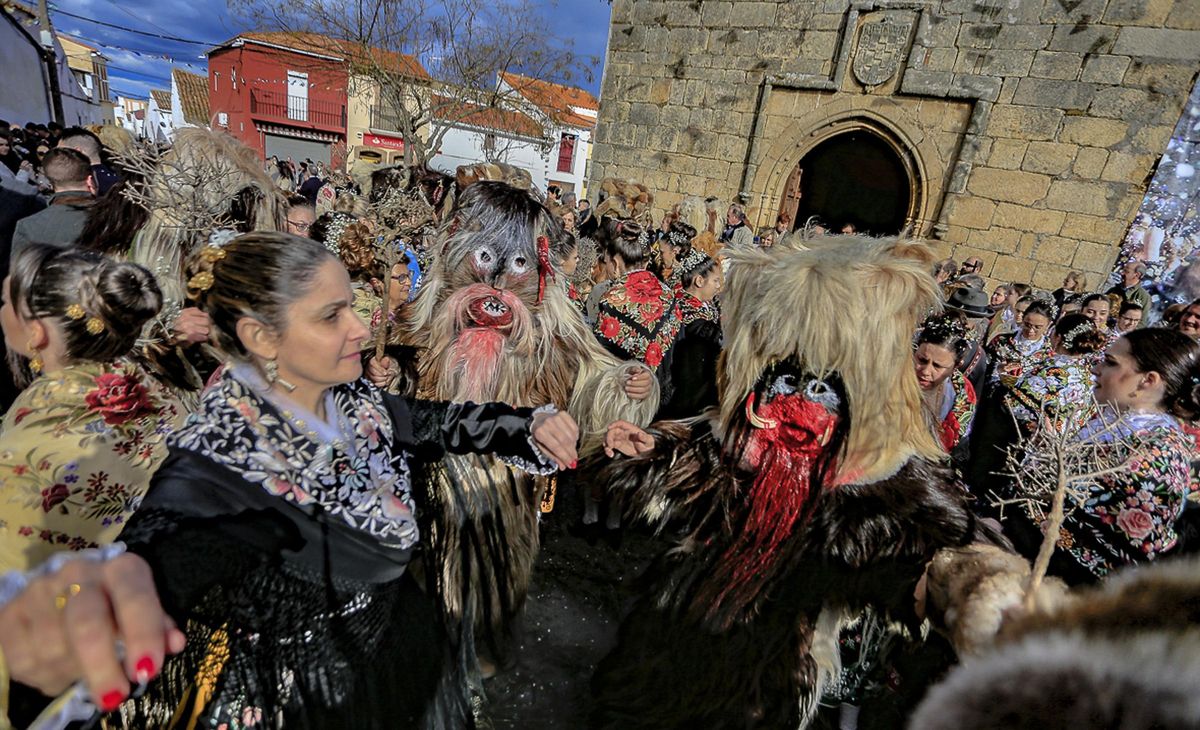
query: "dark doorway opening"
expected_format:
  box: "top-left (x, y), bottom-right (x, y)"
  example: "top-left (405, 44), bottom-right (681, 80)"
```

top-left (784, 131), bottom-right (912, 236)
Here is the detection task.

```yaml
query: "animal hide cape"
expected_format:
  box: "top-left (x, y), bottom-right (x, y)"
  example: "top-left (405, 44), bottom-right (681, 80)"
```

top-left (588, 236), bottom-right (985, 729)
top-left (912, 556), bottom-right (1200, 729)
top-left (399, 181), bottom-right (657, 664)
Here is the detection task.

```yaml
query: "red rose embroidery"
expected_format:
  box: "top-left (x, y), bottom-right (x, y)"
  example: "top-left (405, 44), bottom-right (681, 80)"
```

top-left (645, 342), bottom-right (663, 368)
top-left (40, 484), bottom-right (69, 512)
top-left (1115, 507), bottom-right (1154, 541)
top-left (599, 315), bottom-right (621, 339)
top-left (85, 373), bottom-right (154, 426)
top-left (12, 407), bottom-right (32, 425)
top-left (626, 274), bottom-right (662, 304)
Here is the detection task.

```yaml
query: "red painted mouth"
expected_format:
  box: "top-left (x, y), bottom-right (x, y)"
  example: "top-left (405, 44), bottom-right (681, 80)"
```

top-left (468, 296), bottom-right (514, 328)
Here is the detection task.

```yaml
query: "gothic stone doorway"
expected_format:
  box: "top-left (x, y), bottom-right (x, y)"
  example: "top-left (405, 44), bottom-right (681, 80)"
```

top-left (781, 130), bottom-right (913, 236)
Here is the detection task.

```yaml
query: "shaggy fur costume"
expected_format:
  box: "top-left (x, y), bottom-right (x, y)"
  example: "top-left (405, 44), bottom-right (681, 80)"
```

top-left (912, 556), bottom-right (1200, 729)
top-left (400, 181), bottom-right (657, 664)
top-left (588, 236), bottom-right (986, 729)
top-left (126, 128), bottom-right (283, 394)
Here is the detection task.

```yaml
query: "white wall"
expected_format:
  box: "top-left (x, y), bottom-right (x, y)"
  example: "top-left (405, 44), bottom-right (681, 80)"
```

top-left (430, 124), bottom-right (547, 180)
top-left (0, 18), bottom-right (52, 125)
top-left (545, 124), bottom-right (593, 196)
top-left (146, 99), bottom-right (174, 143)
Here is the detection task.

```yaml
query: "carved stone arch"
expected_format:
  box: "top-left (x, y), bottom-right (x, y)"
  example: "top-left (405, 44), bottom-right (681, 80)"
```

top-left (746, 92), bottom-right (962, 238)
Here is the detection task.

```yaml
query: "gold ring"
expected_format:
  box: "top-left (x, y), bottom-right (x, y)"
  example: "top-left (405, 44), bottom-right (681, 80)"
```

top-left (54, 583), bottom-right (83, 611)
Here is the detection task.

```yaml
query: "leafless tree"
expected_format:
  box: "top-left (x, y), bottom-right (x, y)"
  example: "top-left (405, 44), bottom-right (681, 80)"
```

top-left (229, 0), bottom-right (593, 171)
top-left (990, 400), bottom-right (1137, 610)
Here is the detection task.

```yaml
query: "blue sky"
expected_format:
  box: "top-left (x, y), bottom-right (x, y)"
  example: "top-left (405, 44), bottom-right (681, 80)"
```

top-left (47, 0), bottom-right (611, 100)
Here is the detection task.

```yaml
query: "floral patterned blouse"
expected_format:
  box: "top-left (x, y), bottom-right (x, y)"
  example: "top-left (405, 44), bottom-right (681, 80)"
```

top-left (938, 369), bottom-right (976, 451)
top-left (0, 361), bottom-right (183, 571)
top-left (594, 269), bottom-right (683, 371)
top-left (1005, 353), bottom-right (1095, 435)
top-left (1042, 410), bottom-right (1190, 581)
top-left (986, 332), bottom-right (1048, 387)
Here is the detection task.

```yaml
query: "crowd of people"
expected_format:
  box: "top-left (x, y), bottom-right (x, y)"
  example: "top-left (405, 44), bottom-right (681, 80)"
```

top-left (0, 120), bottom-right (1195, 729)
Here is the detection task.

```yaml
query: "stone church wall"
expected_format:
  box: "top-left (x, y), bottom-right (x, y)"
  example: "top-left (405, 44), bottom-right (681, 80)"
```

top-left (590, 0), bottom-right (1200, 289)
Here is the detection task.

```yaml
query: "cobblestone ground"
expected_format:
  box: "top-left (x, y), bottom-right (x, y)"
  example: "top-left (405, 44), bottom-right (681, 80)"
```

top-left (483, 486), bottom-right (662, 729)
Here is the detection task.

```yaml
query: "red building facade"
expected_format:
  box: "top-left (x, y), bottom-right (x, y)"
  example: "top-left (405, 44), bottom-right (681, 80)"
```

top-left (207, 33), bottom-right (348, 165)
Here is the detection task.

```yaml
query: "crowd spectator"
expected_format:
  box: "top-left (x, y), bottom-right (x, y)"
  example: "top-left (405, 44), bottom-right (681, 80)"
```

top-left (1116, 301), bottom-right (1144, 334)
top-left (1177, 298), bottom-right (1200, 339)
top-left (11, 148), bottom-right (95, 255)
top-left (1108, 261), bottom-right (1152, 326)
top-left (57, 127), bottom-right (119, 195)
top-left (0, 131), bottom-right (37, 195)
top-left (933, 258), bottom-right (957, 286)
top-left (720, 202), bottom-right (753, 248)
top-left (1052, 270), bottom-right (1087, 308)
top-left (285, 194), bottom-right (317, 238)
top-left (1080, 293), bottom-right (1113, 336)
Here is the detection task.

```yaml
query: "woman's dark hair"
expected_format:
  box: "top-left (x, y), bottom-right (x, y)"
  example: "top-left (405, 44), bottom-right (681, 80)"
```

top-left (78, 174), bottom-right (150, 256)
top-left (229, 185), bottom-right (271, 233)
top-left (679, 251), bottom-right (718, 288)
top-left (1022, 300), bottom-right (1056, 323)
top-left (186, 232), bottom-right (336, 363)
top-left (665, 220), bottom-right (697, 248)
top-left (1122, 328), bottom-right (1200, 418)
top-left (917, 313), bottom-right (970, 360)
top-left (1053, 313), bottom-right (1105, 355)
top-left (1009, 283), bottom-right (1031, 298)
top-left (9, 244), bottom-right (161, 380)
top-left (597, 217), bottom-right (648, 267)
top-left (286, 193), bottom-right (313, 211)
top-left (1080, 292), bottom-right (1110, 308)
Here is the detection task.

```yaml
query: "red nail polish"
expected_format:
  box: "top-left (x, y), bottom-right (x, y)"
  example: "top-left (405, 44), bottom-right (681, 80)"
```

top-left (569, 460), bottom-right (578, 469)
top-left (135, 655), bottom-right (156, 681)
top-left (99, 689), bottom-right (127, 713)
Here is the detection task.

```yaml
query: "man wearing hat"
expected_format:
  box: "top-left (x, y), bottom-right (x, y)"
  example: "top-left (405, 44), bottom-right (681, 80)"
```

top-left (944, 287), bottom-right (994, 394)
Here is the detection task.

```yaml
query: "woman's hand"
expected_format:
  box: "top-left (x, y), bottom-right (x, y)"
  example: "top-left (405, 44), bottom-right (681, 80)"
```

top-left (0, 553), bottom-right (185, 708)
top-left (172, 308), bottom-right (212, 345)
top-left (604, 420), bottom-right (656, 458)
top-left (366, 355), bottom-right (399, 389)
top-left (531, 409), bottom-right (579, 470)
top-left (624, 370), bottom-right (653, 401)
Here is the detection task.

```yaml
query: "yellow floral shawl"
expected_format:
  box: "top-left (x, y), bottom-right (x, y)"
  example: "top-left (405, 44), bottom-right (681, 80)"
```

top-left (0, 361), bottom-right (184, 571)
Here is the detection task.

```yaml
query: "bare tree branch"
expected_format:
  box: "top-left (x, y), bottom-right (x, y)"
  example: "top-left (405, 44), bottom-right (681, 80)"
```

top-left (989, 397), bottom-right (1139, 610)
top-left (228, 0), bottom-right (590, 169)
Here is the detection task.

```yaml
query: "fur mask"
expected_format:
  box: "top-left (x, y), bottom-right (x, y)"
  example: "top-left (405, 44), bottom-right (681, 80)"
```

top-left (720, 234), bottom-right (944, 482)
top-left (402, 181), bottom-right (605, 408)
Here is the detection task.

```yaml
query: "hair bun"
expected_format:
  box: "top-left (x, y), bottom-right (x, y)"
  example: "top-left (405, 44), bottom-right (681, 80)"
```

top-left (614, 218), bottom-right (644, 241)
top-left (96, 260), bottom-right (163, 332)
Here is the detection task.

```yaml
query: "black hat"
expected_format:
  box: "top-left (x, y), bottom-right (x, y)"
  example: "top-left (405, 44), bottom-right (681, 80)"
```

top-left (944, 287), bottom-right (994, 318)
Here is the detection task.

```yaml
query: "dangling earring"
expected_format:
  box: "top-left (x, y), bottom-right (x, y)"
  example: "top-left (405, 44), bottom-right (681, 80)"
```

top-left (27, 339), bottom-right (43, 375)
top-left (264, 358), bottom-right (296, 392)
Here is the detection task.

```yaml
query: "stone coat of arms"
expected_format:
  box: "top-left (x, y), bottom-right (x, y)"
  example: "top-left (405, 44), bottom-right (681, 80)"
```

top-left (853, 14), bottom-right (915, 87)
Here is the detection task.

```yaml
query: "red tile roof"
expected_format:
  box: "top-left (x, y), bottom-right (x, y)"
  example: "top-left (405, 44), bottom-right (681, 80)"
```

top-left (223, 32), bottom-right (430, 81)
top-left (172, 68), bottom-right (209, 126)
top-left (499, 71), bottom-right (598, 129)
top-left (150, 89), bottom-right (171, 111)
top-left (433, 95), bottom-right (543, 139)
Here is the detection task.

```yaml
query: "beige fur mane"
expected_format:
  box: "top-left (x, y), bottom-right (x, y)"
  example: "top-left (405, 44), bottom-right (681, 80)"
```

top-left (720, 234), bottom-right (944, 480)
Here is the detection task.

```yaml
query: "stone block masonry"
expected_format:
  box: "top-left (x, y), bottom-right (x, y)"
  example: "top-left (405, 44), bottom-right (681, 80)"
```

top-left (592, 0), bottom-right (1199, 291)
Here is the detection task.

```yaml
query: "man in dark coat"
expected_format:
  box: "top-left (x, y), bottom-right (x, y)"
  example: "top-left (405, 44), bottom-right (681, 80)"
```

top-left (11, 147), bottom-right (94, 256)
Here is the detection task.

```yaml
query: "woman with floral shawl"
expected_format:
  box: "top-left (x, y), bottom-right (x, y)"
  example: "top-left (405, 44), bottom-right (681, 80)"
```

top-left (0, 245), bottom-right (181, 572)
top-left (998, 328), bottom-right (1198, 585)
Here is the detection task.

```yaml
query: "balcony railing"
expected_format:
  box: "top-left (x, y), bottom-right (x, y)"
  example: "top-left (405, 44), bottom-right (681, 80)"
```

top-left (370, 105), bottom-right (407, 134)
top-left (249, 87), bottom-right (346, 130)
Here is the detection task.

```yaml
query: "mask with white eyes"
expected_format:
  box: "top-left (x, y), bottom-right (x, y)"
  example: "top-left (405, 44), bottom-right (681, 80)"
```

top-left (741, 364), bottom-right (844, 471)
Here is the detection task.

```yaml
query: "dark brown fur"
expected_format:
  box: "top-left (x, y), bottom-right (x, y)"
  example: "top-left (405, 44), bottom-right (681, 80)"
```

top-left (588, 414), bottom-right (979, 729)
